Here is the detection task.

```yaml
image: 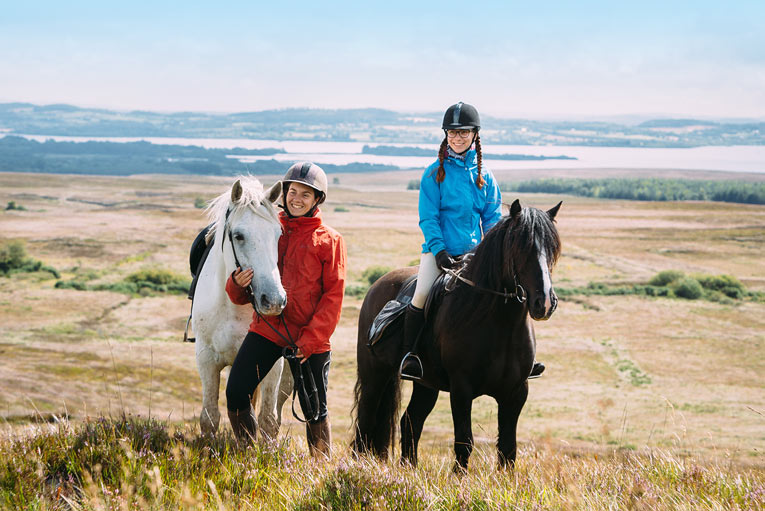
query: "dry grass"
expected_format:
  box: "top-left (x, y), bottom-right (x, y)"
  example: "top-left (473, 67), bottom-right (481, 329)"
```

top-left (1, 170), bottom-right (763, 477)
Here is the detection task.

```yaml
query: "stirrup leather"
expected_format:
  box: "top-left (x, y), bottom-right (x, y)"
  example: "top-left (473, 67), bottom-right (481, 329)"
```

top-left (399, 352), bottom-right (423, 381)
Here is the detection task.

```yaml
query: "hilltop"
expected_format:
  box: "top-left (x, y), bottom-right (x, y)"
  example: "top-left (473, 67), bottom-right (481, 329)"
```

top-left (1, 102), bottom-right (763, 147)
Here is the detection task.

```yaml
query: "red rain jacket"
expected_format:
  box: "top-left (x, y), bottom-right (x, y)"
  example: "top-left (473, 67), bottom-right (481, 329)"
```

top-left (226, 209), bottom-right (346, 358)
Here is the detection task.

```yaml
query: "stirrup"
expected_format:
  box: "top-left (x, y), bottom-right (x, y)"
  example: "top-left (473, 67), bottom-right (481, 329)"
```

top-left (398, 352), bottom-right (423, 381)
top-left (528, 362), bottom-right (545, 380)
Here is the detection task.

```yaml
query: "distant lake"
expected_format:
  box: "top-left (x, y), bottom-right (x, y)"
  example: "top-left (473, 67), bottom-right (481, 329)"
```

top-left (13, 134), bottom-right (765, 174)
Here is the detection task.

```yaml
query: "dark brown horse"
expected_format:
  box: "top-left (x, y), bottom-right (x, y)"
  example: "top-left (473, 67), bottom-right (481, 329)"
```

top-left (352, 199), bottom-right (562, 472)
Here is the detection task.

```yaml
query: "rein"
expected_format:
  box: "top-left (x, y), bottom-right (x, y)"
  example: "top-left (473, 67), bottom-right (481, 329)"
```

top-left (224, 207), bottom-right (320, 424)
top-left (444, 264), bottom-right (527, 304)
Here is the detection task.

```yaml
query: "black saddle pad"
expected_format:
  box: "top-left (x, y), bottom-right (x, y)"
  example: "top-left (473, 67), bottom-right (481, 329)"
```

top-left (188, 225), bottom-right (214, 300)
top-left (367, 272), bottom-right (449, 351)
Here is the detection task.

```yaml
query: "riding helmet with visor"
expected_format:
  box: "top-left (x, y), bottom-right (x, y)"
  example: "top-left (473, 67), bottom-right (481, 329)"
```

top-left (281, 161), bottom-right (328, 207)
top-left (442, 102), bottom-right (480, 132)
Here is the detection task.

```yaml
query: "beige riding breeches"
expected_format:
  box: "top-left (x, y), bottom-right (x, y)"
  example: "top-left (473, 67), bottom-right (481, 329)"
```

top-left (411, 252), bottom-right (441, 309)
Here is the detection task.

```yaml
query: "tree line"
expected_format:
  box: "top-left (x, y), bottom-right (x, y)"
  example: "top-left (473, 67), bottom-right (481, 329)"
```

top-left (501, 178), bottom-right (765, 205)
top-left (0, 136), bottom-right (397, 176)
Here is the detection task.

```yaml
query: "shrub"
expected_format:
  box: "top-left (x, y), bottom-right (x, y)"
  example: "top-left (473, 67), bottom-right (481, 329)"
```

top-left (55, 280), bottom-right (88, 291)
top-left (334, 206), bottom-right (350, 212)
top-left (0, 241), bottom-right (28, 273)
top-left (126, 268), bottom-right (182, 286)
top-left (5, 201), bottom-right (26, 211)
top-left (345, 284), bottom-right (368, 297)
top-left (193, 197), bottom-right (207, 209)
top-left (0, 240), bottom-right (59, 277)
top-left (695, 274), bottom-right (745, 299)
top-left (672, 277), bottom-right (704, 300)
top-left (649, 270), bottom-right (685, 287)
top-left (362, 266), bottom-right (392, 285)
top-left (407, 180), bottom-right (420, 190)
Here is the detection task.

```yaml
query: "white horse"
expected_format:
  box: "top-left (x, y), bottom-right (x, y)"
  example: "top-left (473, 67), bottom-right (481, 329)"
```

top-left (192, 177), bottom-right (293, 437)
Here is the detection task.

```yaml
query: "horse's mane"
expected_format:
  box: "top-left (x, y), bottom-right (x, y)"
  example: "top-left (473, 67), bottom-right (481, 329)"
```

top-left (444, 206), bottom-right (561, 329)
top-left (205, 176), bottom-right (279, 240)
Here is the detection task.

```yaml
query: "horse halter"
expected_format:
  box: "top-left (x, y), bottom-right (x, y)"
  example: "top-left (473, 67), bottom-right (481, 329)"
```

top-left (444, 263), bottom-right (527, 305)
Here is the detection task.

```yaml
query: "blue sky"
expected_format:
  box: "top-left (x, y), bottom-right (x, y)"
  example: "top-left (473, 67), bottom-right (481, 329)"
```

top-left (1, 1), bottom-right (763, 119)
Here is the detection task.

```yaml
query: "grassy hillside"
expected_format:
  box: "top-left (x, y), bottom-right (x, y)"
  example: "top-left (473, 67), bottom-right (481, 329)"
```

top-left (0, 170), bottom-right (762, 509)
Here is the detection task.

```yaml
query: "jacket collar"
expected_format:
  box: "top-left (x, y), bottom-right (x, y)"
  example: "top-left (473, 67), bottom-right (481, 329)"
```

top-left (446, 147), bottom-right (477, 167)
top-left (279, 208), bottom-right (322, 230)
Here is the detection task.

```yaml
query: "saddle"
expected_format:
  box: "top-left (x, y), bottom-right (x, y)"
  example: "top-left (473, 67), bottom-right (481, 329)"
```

top-left (188, 224), bottom-right (214, 301)
top-left (183, 225), bottom-right (214, 342)
top-left (367, 271), bottom-right (450, 352)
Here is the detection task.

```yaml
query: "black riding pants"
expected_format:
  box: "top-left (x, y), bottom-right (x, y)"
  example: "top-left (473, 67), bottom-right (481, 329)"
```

top-left (225, 332), bottom-right (331, 423)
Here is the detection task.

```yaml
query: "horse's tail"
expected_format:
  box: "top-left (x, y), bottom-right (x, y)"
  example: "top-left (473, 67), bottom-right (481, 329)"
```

top-left (351, 358), bottom-right (401, 459)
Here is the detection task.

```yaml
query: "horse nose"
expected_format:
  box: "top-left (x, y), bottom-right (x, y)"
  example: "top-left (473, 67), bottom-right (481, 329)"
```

top-left (260, 293), bottom-right (286, 313)
top-left (532, 296), bottom-right (546, 318)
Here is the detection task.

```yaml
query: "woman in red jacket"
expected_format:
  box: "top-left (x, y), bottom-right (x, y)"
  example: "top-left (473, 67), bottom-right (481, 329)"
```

top-left (225, 162), bottom-right (346, 458)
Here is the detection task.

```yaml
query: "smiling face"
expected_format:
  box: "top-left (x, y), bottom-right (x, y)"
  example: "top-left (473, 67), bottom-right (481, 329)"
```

top-left (446, 129), bottom-right (475, 154)
top-left (285, 181), bottom-right (320, 217)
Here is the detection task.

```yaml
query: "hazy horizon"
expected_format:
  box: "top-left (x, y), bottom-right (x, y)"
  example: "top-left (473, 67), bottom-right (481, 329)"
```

top-left (2, 1), bottom-right (764, 120)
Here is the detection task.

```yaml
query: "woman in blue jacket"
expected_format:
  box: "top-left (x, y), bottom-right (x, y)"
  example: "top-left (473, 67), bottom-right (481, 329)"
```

top-left (400, 102), bottom-right (544, 381)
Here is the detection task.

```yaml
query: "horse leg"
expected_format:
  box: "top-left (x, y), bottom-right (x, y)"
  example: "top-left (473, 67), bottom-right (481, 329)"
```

top-left (400, 383), bottom-right (439, 467)
top-left (354, 369), bottom-right (398, 458)
top-left (197, 348), bottom-right (223, 435)
top-left (449, 386), bottom-right (474, 473)
top-left (497, 382), bottom-right (529, 469)
top-left (276, 361), bottom-right (293, 430)
top-left (256, 359), bottom-right (284, 441)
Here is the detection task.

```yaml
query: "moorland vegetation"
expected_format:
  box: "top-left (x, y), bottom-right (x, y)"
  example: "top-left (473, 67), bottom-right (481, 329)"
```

top-left (1, 415), bottom-right (762, 510)
top-left (0, 171), bottom-right (762, 510)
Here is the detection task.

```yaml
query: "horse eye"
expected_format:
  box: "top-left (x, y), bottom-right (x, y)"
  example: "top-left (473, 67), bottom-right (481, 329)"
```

top-left (234, 233), bottom-right (244, 242)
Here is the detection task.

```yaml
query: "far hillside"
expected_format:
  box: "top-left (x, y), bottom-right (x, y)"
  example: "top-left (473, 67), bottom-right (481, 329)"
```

top-left (1, 102), bottom-right (763, 146)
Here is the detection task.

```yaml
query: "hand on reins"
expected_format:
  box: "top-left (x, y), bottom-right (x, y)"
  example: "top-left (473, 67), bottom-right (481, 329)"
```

top-left (295, 347), bottom-right (308, 364)
top-left (233, 267), bottom-right (253, 287)
top-left (435, 250), bottom-right (460, 271)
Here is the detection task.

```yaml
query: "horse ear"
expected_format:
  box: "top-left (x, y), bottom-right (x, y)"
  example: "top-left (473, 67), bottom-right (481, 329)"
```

top-left (231, 180), bottom-right (243, 203)
top-left (266, 181), bottom-right (281, 203)
top-left (510, 199), bottom-right (521, 218)
top-left (501, 202), bottom-right (511, 216)
top-left (547, 201), bottom-right (562, 220)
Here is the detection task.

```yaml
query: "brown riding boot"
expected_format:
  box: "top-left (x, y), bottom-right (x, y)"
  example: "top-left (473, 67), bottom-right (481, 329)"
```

top-left (306, 417), bottom-right (331, 459)
top-left (228, 407), bottom-right (257, 443)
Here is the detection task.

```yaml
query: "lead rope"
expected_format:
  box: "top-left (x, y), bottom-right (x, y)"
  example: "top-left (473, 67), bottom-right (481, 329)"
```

top-left (254, 309), bottom-right (320, 423)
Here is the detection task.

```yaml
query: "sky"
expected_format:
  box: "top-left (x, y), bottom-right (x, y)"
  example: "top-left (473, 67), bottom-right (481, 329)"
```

top-left (1, 1), bottom-right (764, 120)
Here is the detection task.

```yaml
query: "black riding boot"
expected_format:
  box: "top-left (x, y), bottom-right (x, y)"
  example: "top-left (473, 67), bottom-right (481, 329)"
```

top-left (399, 304), bottom-right (425, 381)
top-left (529, 361), bottom-right (546, 379)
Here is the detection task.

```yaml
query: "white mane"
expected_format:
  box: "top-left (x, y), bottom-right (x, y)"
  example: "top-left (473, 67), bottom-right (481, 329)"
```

top-left (205, 176), bottom-right (279, 239)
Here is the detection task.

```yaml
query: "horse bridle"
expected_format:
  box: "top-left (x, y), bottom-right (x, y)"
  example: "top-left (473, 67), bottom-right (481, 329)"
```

top-left (444, 263), bottom-right (527, 304)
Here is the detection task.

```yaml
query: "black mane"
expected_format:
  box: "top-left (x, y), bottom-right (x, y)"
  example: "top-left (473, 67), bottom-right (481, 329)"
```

top-left (443, 206), bottom-right (561, 331)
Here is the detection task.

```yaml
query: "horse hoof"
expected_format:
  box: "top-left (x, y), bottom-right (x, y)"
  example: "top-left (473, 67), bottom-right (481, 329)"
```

top-left (452, 461), bottom-right (468, 475)
top-left (399, 456), bottom-right (417, 468)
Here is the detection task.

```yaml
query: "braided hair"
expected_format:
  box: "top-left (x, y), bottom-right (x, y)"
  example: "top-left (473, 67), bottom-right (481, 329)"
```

top-left (435, 133), bottom-right (484, 189)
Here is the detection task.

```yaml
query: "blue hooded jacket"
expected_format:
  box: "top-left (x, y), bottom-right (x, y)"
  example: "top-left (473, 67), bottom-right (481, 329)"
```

top-left (419, 148), bottom-right (502, 256)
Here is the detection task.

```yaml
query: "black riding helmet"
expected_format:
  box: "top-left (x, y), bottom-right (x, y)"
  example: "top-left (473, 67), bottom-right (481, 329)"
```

top-left (442, 102), bottom-right (481, 131)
